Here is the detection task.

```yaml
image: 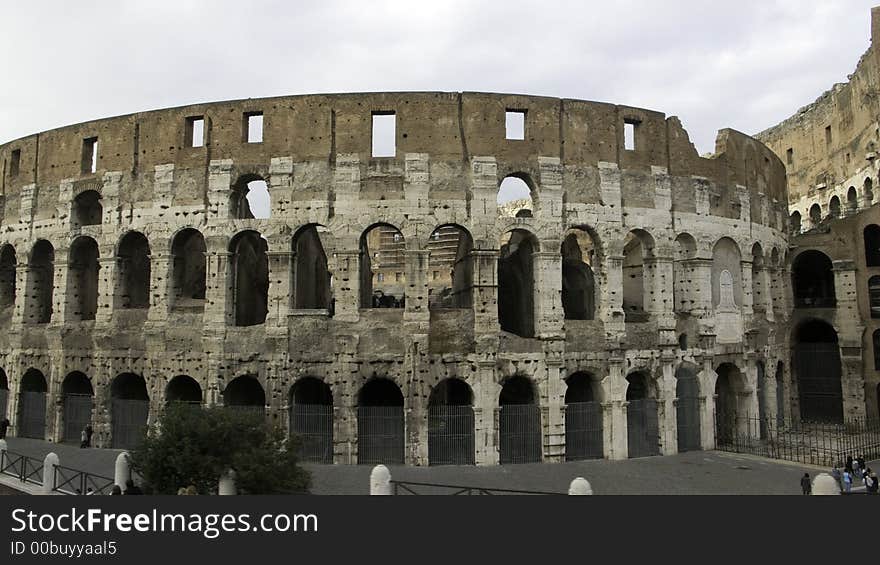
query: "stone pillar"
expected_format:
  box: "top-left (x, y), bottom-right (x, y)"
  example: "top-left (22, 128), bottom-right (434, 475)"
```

top-left (658, 354), bottom-right (677, 455)
top-left (268, 157), bottom-right (294, 218)
top-left (543, 356), bottom-right (565, 461)
top-left (11, 265), bottom-right (28, 326)
top-left (403, 249), bottom-right (430, 324)
top-left (207, 159), bottom-right (234, 219)
top-left (690, 258), bottom-right (714, 314)
top-left (740, 260), bottom-right (754, 316)
top-left (533, 250), bottom-right (563, 338)
top-left (266, 248), bottom-right (292, 330)
top-left (101, 172), bottom-right (123, 229)
top-left (474, 362), bottom-right (497, 465)
top-left (605, 355), bottom-right (627, 460)
top-left (698, 351), bottom-right (717, 450)
top-left (758, 266), bottom-right (774, 321)
top-left (471, 249), bottom-right (500, 342)
top-left (369, 465), bottom-right (392, 495)
top-left (147, 252), bottom-right (171, 323)
top-left (52, 257), bottom-right (70, 325)
top-left (203, 236), bottom-right (230, 329)
top-left (153, 164), bottom-right (174, 210)
top-left (328, 250), bottom-right (360, 323)
top-left (832, 260), bottom-right (866, 419)
top-left (95, 254), bottom-right (116, 326)
top-left (603, 254), bottom-right (625, 340)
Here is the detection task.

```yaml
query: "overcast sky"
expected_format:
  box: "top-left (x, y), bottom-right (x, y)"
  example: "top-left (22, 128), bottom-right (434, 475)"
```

top-left (1, 1), bottom-right (877, 154)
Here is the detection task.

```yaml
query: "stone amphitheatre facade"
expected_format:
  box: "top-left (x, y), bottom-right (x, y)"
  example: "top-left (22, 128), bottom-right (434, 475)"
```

top-left (0, 91), bottom-right (792, 465)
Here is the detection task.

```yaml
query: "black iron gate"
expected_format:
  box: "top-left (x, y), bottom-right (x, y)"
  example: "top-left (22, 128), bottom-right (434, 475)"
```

top-left (565, 401), bottom-right (603, 460)
top-left (289, 404), bottom-right (333, 463)
top-left (428, 405), bottom-right (475, 465)
top-left (795, 344), bottom-right (843, 423)
top-left (357, 406), bottom-right (404, 465)
top-left (0, 388), bottom-right (8, 419)
top-left (627, 399), bottom-right (660, 458)
top-left (676, 396), bottom-right (702, 452)
top-left (17, 391), bottom-right (46, 439)
top-left (111, 399), bottom-right (150, 449)
top-left (63, 394), bottom-right (93, 443)
top-left (499, 404), bottom-right (542, 464)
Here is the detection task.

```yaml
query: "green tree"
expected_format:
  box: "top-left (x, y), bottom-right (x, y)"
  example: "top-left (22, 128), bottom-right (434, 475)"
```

top-left (130, 403), bottom-right (311, 495)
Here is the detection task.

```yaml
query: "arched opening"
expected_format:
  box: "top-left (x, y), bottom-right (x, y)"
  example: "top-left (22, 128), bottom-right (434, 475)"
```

top-left (360, 224), bottom-right (405, 309)
top-left (874, 330), bottom-right (880, 370)
top-left (230, 175), bottom-right (270, 219)
top-left (870, 276), bottom-right (880, 318)
top-left (170, 229), bottom-right (206, 310)
top-left (751, 243), bottom-right (766, 315)
top-left (789, 211), bottom-right (801, 235)
top-left (809, 203), bottom-right (822, 226)
top-left (357, 378), bottom-right (405, 465)
top-left (792, 250), bottom-right (835, 308)
top-left (673, 233), bottom-right (697, 313)
top-left (623, 230), bottom-right (654, 321)
top-left (292, 225), bottom-right (332, 311)
top-left (0, 369), bottom-right (7, 419)
top-left (223, 375), bottom-right (266, 415)
top-left (756, 361), bottom-right (767, 439)
top-left (67, 236), bottom-right (99, 321)
top-left (427, 225), bottom-right (474, 309)
top-left (775, 362), bottom-right (785, 427)
top-left (428, 378), bottom-right (475, 465)
top-left (229, 231), bottom-right (268, 326)
top-left (561, 228), bottom-right (597, 320)
top-left (25, 240), bottom-right (54, 324)
top-left (498, 175), bottom-right (533, 217)
top-left (865, 177), bottom-right (875, 205)
top-left (499, 375), bottom-right (542, 464)
top-left (675, 365), bottom-right (701, 452)
top-left (865, 225), bottom-right (880, 266)
top-left (61, 372), bottom-right (93, 443)
top-left (714, 363), bottom-right (748, 446)
top-left (793, 320), bottom-right (843, 423)
top-left (116, 232), bottom-right (150, 309)
top-left (829, 196), bottom-right (841, 218)
top-left (847, 186), bottom-right (858, 213)
top-left (0, 245), bottom-right (16, 315)
top-left (17, 369), bottom-right (47, 439)
top-left (498, 229), bottom-right (537, 337)
top-left (71, 190), bottom-right (102, 227)
top-left (165, 375), bottom-right (202, 404)
top-left (626, 371), bottom-right (660, 458)
top-left (110, 373), bottom-right (150, 449)
top-left (564, 372), bottom-right (603, 460)
top-left (289, 377), bottom-right (333, 463)
top-left (712, 237), bottom-right (743, 312)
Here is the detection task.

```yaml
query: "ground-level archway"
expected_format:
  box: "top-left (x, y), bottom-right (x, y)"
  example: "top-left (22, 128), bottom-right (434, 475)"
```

top-left (626, 371), bottom-right (660, 458)
top-left (793, 320), bottom-right (843, 422)
top-left (111, 373), bottom-right (150, 449)
top-left (18, 369), bottom-right (47, 439)
top-left (61, 372), bottom-right (93, 443)
top-left (223, 375), bottom-right (266, 416)
top-left (564, 372), bottom-right (603, 460)
top-left (289, 378), bottom-right (333, 464)
top-left (165, 375), bottom-right (202, 404)
top-left (499, 376), bottom-right (542, 464)
top-left (428, 378), bottom-right (475, 465)
top-left (714, 363), bottom-right (748, 445)
top-left (675, 365), bottom-right (701, 452)
top-left (357, 378), bottom-right (405, 465)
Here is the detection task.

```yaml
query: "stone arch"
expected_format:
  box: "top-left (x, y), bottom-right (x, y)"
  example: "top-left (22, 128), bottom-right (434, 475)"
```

top-left (561, 227), bottom-right (597, 320)
top-left (110, 372), bottom-right (150, 449)
top-left (711, 237), bottom-right (742, 310)
top-left (427, 224), bottom-right (474, 310)
top-left (427, 378), bottom-right (475, 465)
top-left (360, 223), bottom-right (406, 309)
top-left (71, 190), bottom-right (102, 227)
top-left (230, 174), bottom-right (270, 220)
top-left (498, 375), bottom-right (542, 464)
top-left (809, 203), bottom-right (822, 226)
top-left (170, 228), bottom-right (206, 310)
top-left (18, 368), bottom-right (48, 439)
top-left (498, 173), bottom-right (534, 217)
top-left (847, 186), bottom-right (858, 213)
top-left (116, 231), bottom-right (150, 310)
top-left (223, 375), bottom-right (266, 413)
top-left (864, 225), bottom-right (880, 267)
top-left (626, 370), bottom-right (660, 458)
top-left (793, 319), bottom-right (843, 423)
top-left (67, 236), bottom-right (100, 321)
top-left (789, 211), bottom-right (801, 235)
top-left (61, 371), bottom-right (93, 443)
top-left (165, 375), bottom-right (202, 404)
top-left (792, 250), bottom-right (835, 308)
top-left (829, 195), bottom-right (841, 218)
top-left (25, 240), bottom-right (54, 324)
top-left (229, 230), bottom-right (268, 326)
top-left (357, 378), bottom-right (405, 465)
top-left (622, 229), bottom-right (654, 321)
top-left (673, 233), bottom-right (697, 313)
top-left (675, 364), bottom-right (701, 452)
top-left (564, 371), bottom-right (603, 460)
top-left (865, 177), bottom-right (874, 205)
top-left (0, 245), bottom-right (16, 313)
top-left (292, 225), bottom-right (332, 311)
top-left (714, 363), bottom-right (748, 445)
top-left (498, 229), bottom-right (539, 337)
top-left (289, 377), bottom-right (333, 463)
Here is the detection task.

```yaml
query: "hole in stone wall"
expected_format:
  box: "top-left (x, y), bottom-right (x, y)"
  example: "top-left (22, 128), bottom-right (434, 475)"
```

top-left (293, 225), bottom-right (332, 311)
top-left (498, 229), bottom-right (537, 337)
top-left (224, 375), bottom-right (265, 408)
top-left (166, 375), bottom-right (202, 404)
top-left (0, 245), bottom-right (16, 311)
top-left (244, 112), bottom-right (263, 143)
top-left (371, 112), bottom-right (396, 157)
top-left (623, 230), bottom-right (652, 321)
top-left (117, 232), bottom-right (151, 310)
top-left (67, 236), bottom-right (99, 321)
top-left (186, 116), bottom-right (205, 148)
top-left (829, 196), bottom-right (841, 218)
top-left (792, 250), bottom-right (835, 308)
top-left (81, 137), bottom-right (98, 174)
top-left (498, 175), bottom-right (533, 217)
top-left (865, 224), bottom-right (880, 266)
top-left (10, 149), bottom-right (20, 177)
top-left (505, 110), bottom-right (525, 140)
top-left (427, 225), bottom-right (473, 310)
top-left (230, 231), bottom-right (269, 327)
top-left (72, 190), bottom-right (103, 227)
top-left (230, 175), bottom-right (270, 219)
top-left (27, 240), bottom-right (55, 324)
top-left (171, 228), bottom-right (206, 310)
top-left (624, 120), bottom-right (637, 151)
top-left (561, 228), bottom-right (596, 320)
top-left (360, 224), bottom-right (405, 308)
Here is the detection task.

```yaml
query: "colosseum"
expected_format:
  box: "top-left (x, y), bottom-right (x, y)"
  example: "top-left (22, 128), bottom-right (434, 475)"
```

top-left (0, 91), bottom-right (792, 465)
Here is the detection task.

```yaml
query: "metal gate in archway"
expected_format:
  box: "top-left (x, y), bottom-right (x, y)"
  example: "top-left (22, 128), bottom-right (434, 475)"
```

top-left (357, 406), bottom-right (404, 465)
top-left (499, 404), bottom-right (542, 464)
top-left (0, 388), bottom-right (8, 419)
top-left (290, 404), bottom-right (333, 463)
top-left (111, 399), bottom-right (150, 449)
top-left (676, 378), bottom-right (701, 452)
top-left (17, 391), bottom-right (46, 439)
top-left (794, 344), bottom-right (843, 423)
top-left (428, 405), bottom-right (475, 465)
top-left (63, 394), bottom-right (93, 443)
top-left (565, 402), bottom-right (603, 460)
top-left (627, 399), bottom-right (660, 458)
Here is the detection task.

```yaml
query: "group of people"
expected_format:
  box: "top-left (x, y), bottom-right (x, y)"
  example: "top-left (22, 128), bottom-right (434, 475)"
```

top-left (831, 455), bottom-right (879, 494)
top-left (109, 479), bottom-right (143, 495)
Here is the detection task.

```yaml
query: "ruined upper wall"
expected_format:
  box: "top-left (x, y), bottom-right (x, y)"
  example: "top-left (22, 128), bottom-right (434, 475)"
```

top-left (757, 7), bottom-right (880, 207)
top-left (0, 91), bottom-right (786, 222)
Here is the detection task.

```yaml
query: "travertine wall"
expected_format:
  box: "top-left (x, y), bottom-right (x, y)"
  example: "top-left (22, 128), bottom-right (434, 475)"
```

top-left (0, 91), bottom-right (789, 463)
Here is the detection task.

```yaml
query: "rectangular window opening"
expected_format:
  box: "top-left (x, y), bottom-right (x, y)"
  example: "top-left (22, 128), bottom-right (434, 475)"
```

top-left (372, 112), bottom-right (396, 157)
top-left (10, 149), bottom-right (20, 177)
top-left (81, 137), bottom-right (98, 174)
top-left (186, 116), bottom-right (205, 148)
top-left (244, 112), bottom-right (264, 143)
top-left (786, 148), bottom-right (793, 165)
top-left (505, 110), bottom-right (526, 140)
top-left (825, 125), bottom-right (832, 146)
top-left (624, 120), bottom-right (638, 151)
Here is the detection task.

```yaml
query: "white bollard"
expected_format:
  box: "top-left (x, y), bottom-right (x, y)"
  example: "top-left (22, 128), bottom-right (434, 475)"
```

top-left (0, 439), bottom-right (7, 461)
top-left (42, 453), bottom-right (59, 495)
top-left (114, 452), bottom-right (131, 490)
top-left (218, 469), bottom-right (237, 495)
top-left (370, 464), bottom-right (392, 495)
top-left (812, 473), bottom-right (841, 495)
top-left (568, 477), bottom-right (593, 495)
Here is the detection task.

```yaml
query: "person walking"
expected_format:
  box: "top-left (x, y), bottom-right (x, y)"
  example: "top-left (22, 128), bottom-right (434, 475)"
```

top-left (800, 472), bottom-right (812, 495)
top-left (123, 479), bottom-right (143, 495)
top-left (84, 424), bottom-right (93, 448)
top-left (832, 466), bottom-right (842, 491)
top-left (0, 416), bottom-right (9, 439)
top-left (842, 469), bottom-right (853, 493)
top-left (79, 427), bottom-right (88, 448)
top-left (867, 470), bottom-right (879, 494)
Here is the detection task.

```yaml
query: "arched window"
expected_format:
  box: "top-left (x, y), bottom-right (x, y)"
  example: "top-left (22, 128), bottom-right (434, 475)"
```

top-left (792, 250), bottom-right (835, 308)
top-left (623, 230), bottom-right (654, 322)
top-left (116, 232), bottom-right (150, 309)
top-left (498, 175), bottom-right (533, 217)
top-left (790, 211), bottom-right (801, 235)
top-left (25, 240), bottom-right (54, 324)
top-left (561, 228), bottom-right (597, 320)
top-left (171, 229), bottom-right (206, 310)
top-left (870, 276), bottom-right (880, 318)
top-left (829, 196), bottom-right (841, 218)
top-left (230, 175), bottom-right (270, 219)
top-left (499, 376), bottom-right (542, 464)
top-left (847, 187), bottom-right (858, 214)
top-left (0, 245), bottom-right (16, 312)
top-left (360, 224), bottom-right (405, 308)
top-left (864, 225), bottom-right (880, 266)
top-left (229, 231), bottom-right (268, 326)
top-left (498, 229), bottom-right (538, 337)
top-left (428, 378), bottom-right (475, 465)
top-left (673, 233), bottom-right (696, 313)
top-left (71, 190), bottom-right (102, 227)
top-left (67, 236), bottom-right (99, 321)
top-left (712, 237), bottom-right (742, 311)
top-left (809, 203), bottom-right (822, 227)
top-left (865, 177), bottom-right (874, 205)
top-left (293, 225), bottom-right (332, 310)
top-left (427, 225), bottom-right (473, 309)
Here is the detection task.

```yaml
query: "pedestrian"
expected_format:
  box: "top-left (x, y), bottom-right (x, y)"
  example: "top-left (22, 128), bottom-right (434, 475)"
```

top-left (845, 455), bottom-right (854, 475)
top-left (109, 485), bottom-right (122, 496)
top-left (800, 472), bottom-right (812, 495)
top-left (84, 424), bottom-right (93, 448)
top-left (853, 458), bottom-right (861, 480)
top-left (857, 455), bottom-right (866, 473)
top-left (843, 469), bottom-right (853, 493)
top-left (831, 466), bottom-right (842, 490)
top-left (123, 479), bottom-right (143, 495)
top-left (868, 471), bottom-right (879, 495)
top-left (80, 427), bottom-right (88, 449)
top-left (0, 416), bottom-right (9, 439)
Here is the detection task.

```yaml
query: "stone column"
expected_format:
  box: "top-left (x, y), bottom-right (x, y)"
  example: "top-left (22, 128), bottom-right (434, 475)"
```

top-left (543, 356), bottom-right (565, 461)
top-left (328, 250), bottom-right (360, 323)
top-left (698, 351), bottom-right (717, 450)
top-left (533, 250), bottom-right (563, 338)
top-left (474, 361), bottom-right (498, 465)
top-left (268, 157), bottom-right (294, 218)
top-left (605, 354), bottom-right (627, 460)
top-left (603, 254), bottom-right (625, 340)
top-left (658, 354), bottom-right (677, 455)
top-left (403, 249), bottom-right (430, 325)
top-left (207, 159), bottom-right (234, 219)
top-left (471, 249), bottom-right (500, 347)
top-left (101, 172), bottom-right (123, 229)
top-left (95, 253), bottom-right (116, 326)
top-left (266, 248), bottom-right (292, 331)
top-left (147, 252), bottom-right (171, 323)
top-left (740, 259), bottom-right (754, 316)
top-left (11, 265), bottom-right (28, 326)
top-left (203, 236), bottom-right (230, 329)
top-left (52, 257), bottom-right (70, 325)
